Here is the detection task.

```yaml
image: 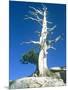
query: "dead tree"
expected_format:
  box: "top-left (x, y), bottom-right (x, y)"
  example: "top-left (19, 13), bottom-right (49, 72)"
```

top-left (22, 5), bottom-right (63, 76)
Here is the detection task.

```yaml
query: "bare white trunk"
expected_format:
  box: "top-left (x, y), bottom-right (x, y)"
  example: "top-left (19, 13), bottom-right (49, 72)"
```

top-left (38, 44), bottom-right (48, 75)
top-left (38, 49), bottom-right (44, 76)
top-left (44, 56), bottom-right (48, 69)
top-left (38, 10), bottom-right (48, 76)
top-left (44, 42), bottom-right (48, 69)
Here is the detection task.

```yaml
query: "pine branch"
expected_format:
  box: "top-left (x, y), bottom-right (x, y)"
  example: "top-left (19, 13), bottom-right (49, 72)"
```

top-left (55, 34), bottom-right (63, 43)
top-left (29, 6), bottom-right (43, 16)
top-left (21, 40), bottom-right (40, 45)
top-left (24, 15), bottom-right (42, 26)
top-left (47, 21), bottom-right (53, 24)
top-left (49, 46), bottom-right (56, 50)
top-left (29, 11), bottom-right (42, 21)
top-left (48, 25), bottom-right (56, 32)
top-left (47, 34), bottom-right (63, 50)
top-left (42, 4), bottom-right (47, 11)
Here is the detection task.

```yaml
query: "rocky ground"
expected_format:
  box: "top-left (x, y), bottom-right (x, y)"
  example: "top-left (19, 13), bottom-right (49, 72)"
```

top-left (9, 70), bottom-right (66, 89)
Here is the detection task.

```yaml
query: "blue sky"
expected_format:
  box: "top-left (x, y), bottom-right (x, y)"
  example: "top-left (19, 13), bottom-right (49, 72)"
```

top-left (9, 1), bottom-right (66, 80)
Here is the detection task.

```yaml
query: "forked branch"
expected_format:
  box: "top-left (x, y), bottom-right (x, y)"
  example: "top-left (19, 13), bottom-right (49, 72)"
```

top-left (29, 6), bottom-right (43, 16)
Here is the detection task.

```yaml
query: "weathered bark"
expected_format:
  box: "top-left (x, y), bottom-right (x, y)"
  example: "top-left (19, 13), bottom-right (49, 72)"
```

top-left (38, 49), bottom-right (44, 76)
top-left (38, 10), bottom-right (48, 76)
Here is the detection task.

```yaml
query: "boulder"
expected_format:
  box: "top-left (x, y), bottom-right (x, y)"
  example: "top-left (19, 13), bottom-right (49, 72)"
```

top-left (9, 76), bottom-right (65, 89)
